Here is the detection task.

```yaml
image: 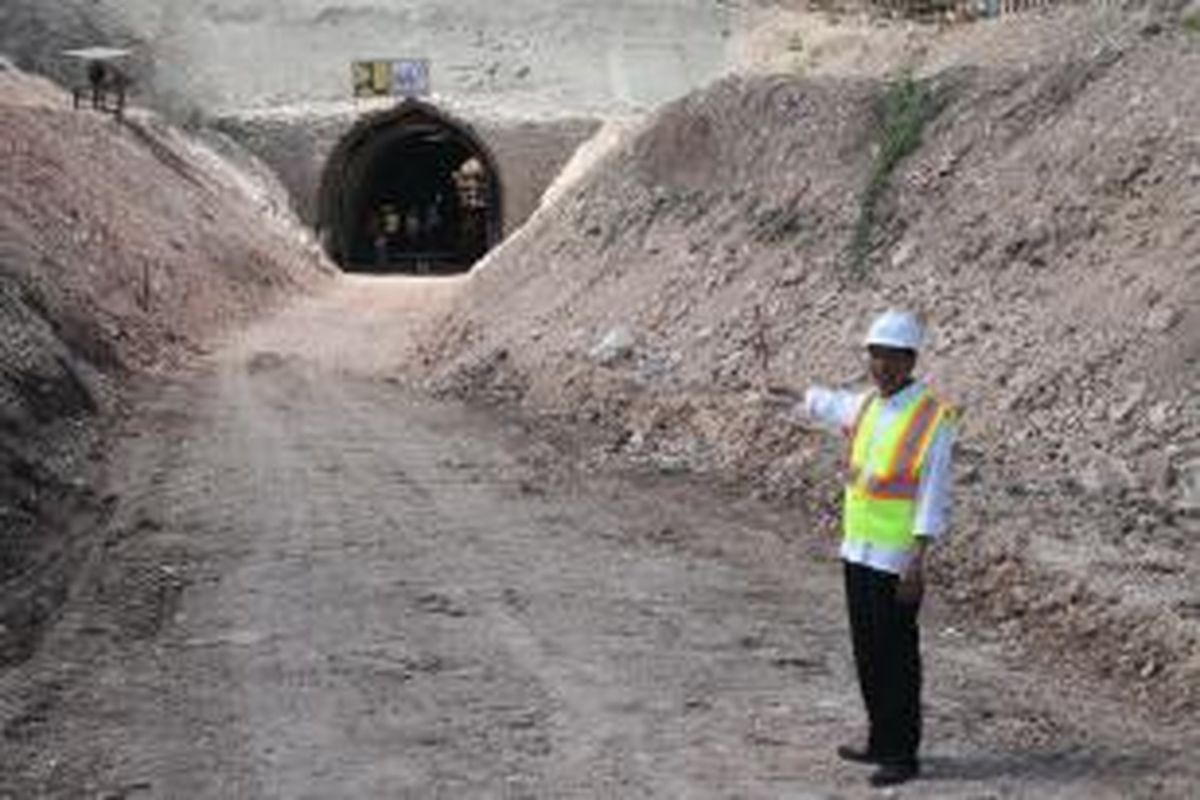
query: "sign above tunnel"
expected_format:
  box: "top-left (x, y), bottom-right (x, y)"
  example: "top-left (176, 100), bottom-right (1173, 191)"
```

top-left (352, 59), bottom-right (431, 99)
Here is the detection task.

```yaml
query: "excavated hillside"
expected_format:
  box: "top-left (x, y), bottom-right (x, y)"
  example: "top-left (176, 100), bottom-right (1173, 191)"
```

top-left (420, 11), bottom-right (1200, 719)
top-left (0, 66), bottom-right (331, 663)
top-left (0, 0), bottom-right (733, 118)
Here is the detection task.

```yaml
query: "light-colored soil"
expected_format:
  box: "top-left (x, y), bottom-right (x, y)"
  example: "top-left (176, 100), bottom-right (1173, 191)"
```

top-left (732, 2), bottom-right (1161, 80)
top-left (2, 277), bottom-right (1198, 798)
top-left (2, 0), bottom-right (735, 116)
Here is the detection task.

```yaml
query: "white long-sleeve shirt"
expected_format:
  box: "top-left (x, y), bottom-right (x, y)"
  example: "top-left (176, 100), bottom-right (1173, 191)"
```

top-left (802, 381), bottom-right (954, 575)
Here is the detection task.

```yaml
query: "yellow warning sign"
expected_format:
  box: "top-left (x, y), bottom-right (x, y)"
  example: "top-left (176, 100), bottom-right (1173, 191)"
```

top-left (352, 60), bottom-right (394, 98)
top-left (352, 59), bottom-right (431, 98)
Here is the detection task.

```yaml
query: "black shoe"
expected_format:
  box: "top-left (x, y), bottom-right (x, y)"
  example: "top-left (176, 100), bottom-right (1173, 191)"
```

top-left (868, 761), bottom-right (919, 788)
top-left (836, 744), bottom-right (883, 765)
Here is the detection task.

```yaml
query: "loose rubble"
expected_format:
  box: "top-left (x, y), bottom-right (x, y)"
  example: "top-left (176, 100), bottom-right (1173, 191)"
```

top-left (420, 9), bottom-right (1200, 719)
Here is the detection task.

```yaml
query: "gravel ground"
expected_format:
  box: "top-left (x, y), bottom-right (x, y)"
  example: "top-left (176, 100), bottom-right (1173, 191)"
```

top-left (1, 277), bottom-right (1197, 799)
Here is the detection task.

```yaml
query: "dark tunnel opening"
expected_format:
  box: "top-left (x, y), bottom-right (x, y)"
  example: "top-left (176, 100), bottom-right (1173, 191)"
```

top-left (319, 103), bottom-right (502, 274)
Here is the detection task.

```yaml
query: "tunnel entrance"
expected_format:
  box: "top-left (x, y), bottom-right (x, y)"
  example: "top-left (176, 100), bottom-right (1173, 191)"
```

top-left (319, 102), bottom-right (502, 274)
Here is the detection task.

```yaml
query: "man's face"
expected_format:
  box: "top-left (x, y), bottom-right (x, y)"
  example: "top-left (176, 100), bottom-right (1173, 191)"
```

top-left (867, 345), bottom-right (917, 396)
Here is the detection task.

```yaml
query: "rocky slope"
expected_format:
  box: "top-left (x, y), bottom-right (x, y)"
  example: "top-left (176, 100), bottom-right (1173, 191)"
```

top-left (0, 66), bottom-right (331, 662)
top-left (419, 10), bottom-right (1200, 718)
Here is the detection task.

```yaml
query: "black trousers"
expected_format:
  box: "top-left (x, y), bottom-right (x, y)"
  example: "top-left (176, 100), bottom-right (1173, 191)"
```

top-left (844, 560), bottom-right (922, 765)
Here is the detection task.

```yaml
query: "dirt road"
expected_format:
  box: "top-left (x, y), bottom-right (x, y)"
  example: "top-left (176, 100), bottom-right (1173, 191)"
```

top-left (1, 277), bottom-right (1196, 799)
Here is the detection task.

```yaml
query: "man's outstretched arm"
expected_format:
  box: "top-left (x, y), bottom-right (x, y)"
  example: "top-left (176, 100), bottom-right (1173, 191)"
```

top-left (800, 386), bottom-right (865, 434)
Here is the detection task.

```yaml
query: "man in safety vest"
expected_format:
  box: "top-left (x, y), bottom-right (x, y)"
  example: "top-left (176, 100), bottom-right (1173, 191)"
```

top-left (801, 309), bottom-right (954, 788)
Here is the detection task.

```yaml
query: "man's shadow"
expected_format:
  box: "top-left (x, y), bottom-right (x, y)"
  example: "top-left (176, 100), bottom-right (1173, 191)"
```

top-left (921, 745), bottom-right (1169, 785)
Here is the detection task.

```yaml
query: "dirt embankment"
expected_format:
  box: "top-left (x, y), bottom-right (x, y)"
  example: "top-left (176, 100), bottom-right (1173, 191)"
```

top-left (419, 13), bottom-right (1200, 719)
top-left (0, 66), bottom-right (332, 663)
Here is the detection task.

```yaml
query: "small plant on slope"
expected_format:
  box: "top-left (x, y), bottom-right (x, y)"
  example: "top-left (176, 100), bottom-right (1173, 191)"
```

top-left (849, 72), bottom-right (936, 277)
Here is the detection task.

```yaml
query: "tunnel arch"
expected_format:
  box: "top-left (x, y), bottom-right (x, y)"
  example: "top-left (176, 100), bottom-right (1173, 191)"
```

top-left (318, 100), bottom-right (503, 274)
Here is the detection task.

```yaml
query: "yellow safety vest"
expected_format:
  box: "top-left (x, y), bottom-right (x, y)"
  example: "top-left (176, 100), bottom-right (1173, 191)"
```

top-left (844, 387), bottom-right (949, 553)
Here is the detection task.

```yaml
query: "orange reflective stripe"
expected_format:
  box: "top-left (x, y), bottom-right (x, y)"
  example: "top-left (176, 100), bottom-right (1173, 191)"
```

top-left (863, 488), bottom-right (919, 500)
top-left (887, 394), bottom-right (937, 480)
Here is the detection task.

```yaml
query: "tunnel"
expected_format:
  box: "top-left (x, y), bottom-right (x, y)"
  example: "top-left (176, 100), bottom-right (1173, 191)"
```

top-left (318, 101), bottom-right (503, 274)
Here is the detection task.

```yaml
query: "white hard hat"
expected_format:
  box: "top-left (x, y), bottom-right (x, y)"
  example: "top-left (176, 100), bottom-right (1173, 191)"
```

top-left (864, 309), bottom-right (923, 351)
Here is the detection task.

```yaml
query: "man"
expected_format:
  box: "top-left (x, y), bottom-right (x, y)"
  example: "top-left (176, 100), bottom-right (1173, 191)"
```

top-left (87, 60), bottom-right (108, 109)
top-left (800, 309), bottom-right (954, 788)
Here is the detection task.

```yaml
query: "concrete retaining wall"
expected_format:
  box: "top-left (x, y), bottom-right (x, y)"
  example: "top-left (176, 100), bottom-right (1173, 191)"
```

top-left (215, 104), bottom-right (602, 240)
